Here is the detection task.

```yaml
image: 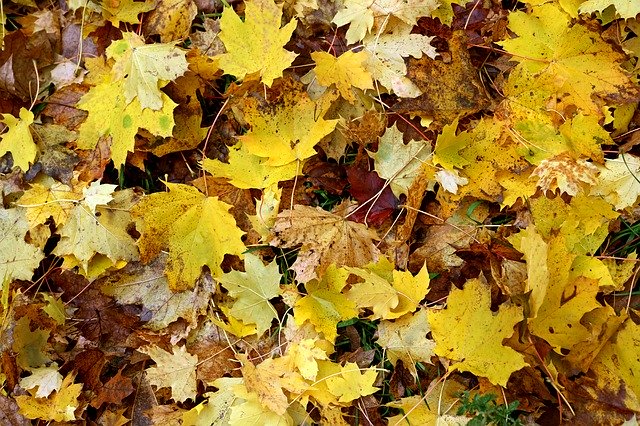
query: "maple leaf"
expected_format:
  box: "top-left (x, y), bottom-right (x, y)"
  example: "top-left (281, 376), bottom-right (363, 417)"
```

top-left (386, 380), bottom-right (466, 424)
top-left (370, 123), bottom-right (432, 197)
top-left (294, 264), bottom-right (358, 342)
top-left (17, 176), bottom-right (82, 229)
top-left (138, 344), bottom-right (198, 402)
top-left (285, 339), bottom-right (329, 381)
top-left (532, 153), bottom-right (599, 196)
top-left (240, 86), bottom-right (338, 167)
top-left (270, 203), bottom-right (381, 282)
top-left (76, 79), bottom-right (176, 167)
top-left (591, 153), bottom-right (640, 210)
top-left (201, 142), bottom-right (300, 189)
top-left (16, 373), bottom-right (82, 422)
top-left (589, 318), bottom-right (640, 410)
top-left (346, 257), bottom-right (430, 320)
top-left (100, 0), bottom-right (156, 26)
top-left (53, 190), bottom-right (139, 276)
top-left (430, 278), bottom-right (527, 386)
top-left (0, 107), bottom-right (36, 171)
top-left (238, 353), bottom-right (310, 416)
top-left (100, 254), bottom-right (214, 330)
top-left (323, 361), bottom-right (379, 403)
top-left (311, 50), bottom-right (373, 103)
top-left (107, 32), bottom-right (188, 110)
top-left (432, 118), bottom-right (471, 170)
top-left (579, 0), bottom-right (640, 19)
top-left (508, 225), bottom-right (549, 319)
top-left (19, 364), bottom-right (63, 398)
top-left (363, 26), bottom-right (437, 97)
top-left (0, 208), bottom-right (44, 281)
top-left (332, 0), bottom-right (374, 45)
top-left (498, 2), bottom-right (639, 116)
top-left (218, 253), bottom-right (282, 336)
top-left (182, 377), bottom-right (242, 425)
top-left (376, 308), bottom-right (435, 378)
top-left (218, 0), bottom-right (297, 86)
top-left (132, 182), bottom-right (245, 291)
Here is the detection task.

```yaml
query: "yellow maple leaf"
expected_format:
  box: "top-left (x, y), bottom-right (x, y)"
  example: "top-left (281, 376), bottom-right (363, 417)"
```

top-left (238, 353), bottom-right (310, 416)
top-left (498, 2), bottom-right (639, 116)
top-left (430, 278), bottom-right (527, 386)
top-left (346, 257), bottom-right (430, 320)
top-left (294, 264), bottom-right (358, 342)
top-left (0, 208), bottom-right (44, 281)
top-left (76, 79), bottom-right (176, 167)
top-left (218, 0), bottom-right (297, 86)
top-left (218, 253), bottom-right (282, 336)
top-left (240, 87), bottom-right (338, 167)
top-left (591, 153), bottom-right (640, 210)
top-left (270, 203), bottom-right (381, 282)
top-left (311, 50), bottom-right (373, 102)
top-left (12, 316), bottom-right (51, 369)
top-left (17, 176), bottom-right (83, 229)
top-left (332, 0), bottom-right (373, 44)
top-left (131, 182), bottom-right (245, 290)
top-left (323, 361), bottom-right (379, 403)
top-left (108, 32), bottom-right (189, 110)
top-left (53, 190), bottom-right (139, 276)
top-left (589, 318), bottom-right (640, 410)
top-left (377, 308), bottom-right (435, 378)
top-left (370, 123), bottom-right (432, 197)
top-left (139, 344), bottom-right (198, 403)
top-left (201, 142), bottom-right (300, 189)
top-left (386, 379), bottom-right (466, 424)
top-left (100, 0), bottom-right (156, 26)
top-left (363, 26), bottom-right (437, 98)
top-left (579, 0), bottom-right (640, 19)
top-left (16, 373), bottom-right (82, 422)
top-left (0, 107), bottom-right (36, 171)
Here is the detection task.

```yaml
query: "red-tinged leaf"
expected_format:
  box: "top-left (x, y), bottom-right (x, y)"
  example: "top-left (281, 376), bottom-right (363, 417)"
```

top-left (346, 165), bottom-right (397, 225)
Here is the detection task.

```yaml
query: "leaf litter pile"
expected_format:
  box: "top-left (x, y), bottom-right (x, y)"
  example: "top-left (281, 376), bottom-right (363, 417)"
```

top-left (2, 0), bottom-right (640, 424)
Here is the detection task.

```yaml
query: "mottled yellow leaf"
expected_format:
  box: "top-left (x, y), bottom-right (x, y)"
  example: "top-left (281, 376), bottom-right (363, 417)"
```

top-left (240, 88), bottom-right (338, 167)
top-left (377, 308), bottom-right (435, 378)
top-left (139, 344), bottom-right (198, 402)
top-left (0, 108), bottom-right (36, 171)
top-left (218, 253), bottom-right (282, 336)
top-left (132, 182), bottom-right (245, 290)
top-left (324, 361), bottom-right (378, 403)
top-left (0, 208), bottom-right (44, 281)
top-left (430, 278), bottom-right (527, 386)
top-left (218, 0), bottom-right (297, 86)
top-left (76, 79), bottom-right (176, 167)
top-left (499, 3), bottom-right (638, 116)
top-left (294, 264), bottom-right (357, 342)
top-left (16, 373), bottom-right (82, 422)
top-left (311, 50), bottom-right (373, 102)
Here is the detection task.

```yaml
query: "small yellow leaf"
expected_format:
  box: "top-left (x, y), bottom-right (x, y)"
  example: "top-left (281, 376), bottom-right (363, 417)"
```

top-left (218, 0), bottom-right (297, 86)
top-left (430, 278), bottom-right (527, 386)
top-left (108, 32), bottom-right (189, 110)
top-left (324, 361), bottom-right (378, 403)
top-left (16, 373), bottom-right (82, 422)
top-left (218, 253), bottom-right (282, 336)
top-left (240, 87), bottom-right (338, 167)
top-left (139, 344), bottom-right (198, 403)
top-left (294, 264), bottom-right (357, 342)
top-left (311, 50), bottom-right (373, 102)
top-left (0, 107), bottom-right (36, 171)
top-left (377, 308), bottom-right (435, 378)
top-left (132, 182), bottom-right (245, 290)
